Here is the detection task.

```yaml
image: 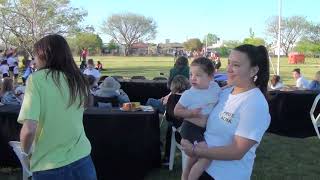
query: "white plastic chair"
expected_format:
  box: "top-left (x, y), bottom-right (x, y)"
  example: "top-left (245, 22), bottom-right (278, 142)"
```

top-left (8, 141), bottom-right (32, 180)
top-left (169, 126), bottom-right (187, 171)
top-left (160, 110), bottom-right (166, 127)
top-left (310, 94), bottom-right (320, 139)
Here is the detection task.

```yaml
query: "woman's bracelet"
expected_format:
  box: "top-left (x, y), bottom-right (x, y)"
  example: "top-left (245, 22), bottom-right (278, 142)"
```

top-left (192, 141), bottom-right (198, 156)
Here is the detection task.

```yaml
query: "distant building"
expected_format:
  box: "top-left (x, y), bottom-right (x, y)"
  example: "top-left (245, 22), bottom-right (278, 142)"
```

top-left (157, 42), bottom-right (184, 55)
top-left (130, 43), bottom-right (149, 55)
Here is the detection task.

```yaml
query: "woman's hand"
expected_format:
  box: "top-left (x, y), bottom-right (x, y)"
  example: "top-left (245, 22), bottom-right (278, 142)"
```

top-left (181, 139), bottom-right (209, 157)
top-left (181, 139), bottom-right (194, 157)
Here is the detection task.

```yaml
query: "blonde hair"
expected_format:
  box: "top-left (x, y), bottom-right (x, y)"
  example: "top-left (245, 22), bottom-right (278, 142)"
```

top-left (170, 75), bottom-right (190, 93)
top-left (1, 77), bottom-right (14, 94)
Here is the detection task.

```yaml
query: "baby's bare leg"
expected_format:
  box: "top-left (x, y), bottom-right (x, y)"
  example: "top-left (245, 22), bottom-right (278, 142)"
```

top-left (181, 156), bottom-right (197, 180)
top-left (188, 141), bottom-right (211, 180)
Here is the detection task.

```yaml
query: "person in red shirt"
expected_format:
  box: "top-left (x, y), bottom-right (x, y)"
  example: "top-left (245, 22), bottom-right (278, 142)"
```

top-left (80, 48), bottom-right (89, 62)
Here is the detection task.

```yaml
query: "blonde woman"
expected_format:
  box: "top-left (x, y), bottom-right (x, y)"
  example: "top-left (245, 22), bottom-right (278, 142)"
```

top-left (308, 71), bottom-right (320, 90)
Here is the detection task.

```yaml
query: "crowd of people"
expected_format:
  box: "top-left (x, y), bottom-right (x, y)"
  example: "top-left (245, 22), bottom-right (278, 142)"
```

top-left (269, 68), bottom-right (320, 91)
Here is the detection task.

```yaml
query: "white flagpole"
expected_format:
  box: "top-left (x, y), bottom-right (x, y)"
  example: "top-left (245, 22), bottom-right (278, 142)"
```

top-left (277, 0), bottom-right (282, 75)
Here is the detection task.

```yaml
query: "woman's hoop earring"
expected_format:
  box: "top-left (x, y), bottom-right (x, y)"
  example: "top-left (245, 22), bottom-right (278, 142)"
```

top-left (253, 75), bottom-right (258, 82)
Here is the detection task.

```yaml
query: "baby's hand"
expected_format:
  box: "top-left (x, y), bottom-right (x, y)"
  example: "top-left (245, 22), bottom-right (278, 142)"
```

top-left (190, 108), bottom-right (202, 118)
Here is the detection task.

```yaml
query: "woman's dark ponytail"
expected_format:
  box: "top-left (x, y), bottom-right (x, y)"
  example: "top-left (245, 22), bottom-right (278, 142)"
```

top-left (234, 44), bottom-right (270, 97)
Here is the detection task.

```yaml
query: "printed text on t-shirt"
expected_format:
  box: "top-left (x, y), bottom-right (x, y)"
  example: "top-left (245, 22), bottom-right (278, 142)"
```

top-left (219, 111), bottom-right (234, 123)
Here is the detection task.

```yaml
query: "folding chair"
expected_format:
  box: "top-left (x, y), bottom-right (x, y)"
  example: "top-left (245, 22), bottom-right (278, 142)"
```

top-left (153, 77), bottom-right (167, 81)
top-left (160, 110), bottom-right (166, 127)
top-left (169, 126), bottom-right (187, 171)
top-left (131, 76), bottom-right (146, 80)
top-left (8, 141), bottom-right (32, 180)
top-left (310, 93), bottom-right (320, 139)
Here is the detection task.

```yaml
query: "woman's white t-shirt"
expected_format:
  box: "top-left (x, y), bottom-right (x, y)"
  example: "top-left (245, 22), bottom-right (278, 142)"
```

top-left (204, 87), bottom-right (270, 180)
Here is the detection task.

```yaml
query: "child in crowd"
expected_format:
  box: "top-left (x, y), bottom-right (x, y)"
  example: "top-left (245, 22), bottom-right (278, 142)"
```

top-left (0, 60), bottom-right (9, 78)
top-left (174, 57), bottom-right (221, 180)
top-left (13, 62), bottom-right (19, 84)
top-left (83, 59), bottom-right (100, 82)
top-left (94, 76), bottom-right (130, 105)
top-left (270, 75), bottom-right (284, 90)
top-left (95, 61), bottom-right (103, 71)
top-left (85, 75), bottom-right (97, 107)
top-left (162, 75), bottom-right (191, 165)
top-left (0, 77), bottom-right (20, 105)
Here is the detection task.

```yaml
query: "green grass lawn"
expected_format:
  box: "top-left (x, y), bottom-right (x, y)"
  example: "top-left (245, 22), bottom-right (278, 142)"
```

top-left (2, 56), bottom-right (320, 180)
top-left (78, 55), bottom-right (320, 86)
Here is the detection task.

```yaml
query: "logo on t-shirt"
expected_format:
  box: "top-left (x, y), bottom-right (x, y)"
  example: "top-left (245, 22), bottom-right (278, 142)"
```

top-left (219, 111), bottom-right (234, 123)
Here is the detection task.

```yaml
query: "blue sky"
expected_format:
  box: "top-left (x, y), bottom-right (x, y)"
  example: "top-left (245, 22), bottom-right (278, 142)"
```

top-left (70, 0), bottom-right (319, 44)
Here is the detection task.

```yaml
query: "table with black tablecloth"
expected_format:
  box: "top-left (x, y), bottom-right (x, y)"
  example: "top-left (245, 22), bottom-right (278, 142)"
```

top-left (119, 79), bottom-right (169, 104)
top-left (0, 106), bottom-right (160, 180)
top-left (267, 90), bottom-right (319, 138)
top-left (119, 79), bottom-right (227, 104)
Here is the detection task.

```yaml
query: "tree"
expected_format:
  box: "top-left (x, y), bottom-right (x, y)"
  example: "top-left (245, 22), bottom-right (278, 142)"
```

top-left (101, 12), bottom-right (157, 56)
top-left (243, 28), bottom-right (265, 46)
top-left (0, 0), bottom-right (87, 56)
top-left (243, 37), bottom-right (266, 46)
top-left (0, 25), bottom-right (13, 49)
top-left (183, 38), bottom-right (202, 51)
top-left (304, 23), bottom-right (320, 45)
top-left (107, 39), bottom-right (119, 55)
top-left (223, 40), bottom-right (242, 49)
top-left (67, 32), bottom-right (103, 55)
top-left (266, 16), bottom-right (309, 56)
top-left (293, 23), bottom-right (320, 56)
top-left (294, 38), bottom-right (320, 56)
top-left (203, 33), bottom-right (219, 46)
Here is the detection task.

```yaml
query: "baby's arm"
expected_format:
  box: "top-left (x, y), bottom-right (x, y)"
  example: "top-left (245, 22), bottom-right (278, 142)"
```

top-left (174, 103), bottom-right (207, 128)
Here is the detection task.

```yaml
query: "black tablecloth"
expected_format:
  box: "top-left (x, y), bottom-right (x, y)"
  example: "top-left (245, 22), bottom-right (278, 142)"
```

top-left (267, 90), bottom-right (319, 138)
top-left (119, 79), bottom-right (170, 104)
top-left (119, 79), bottom-right (228, 104)
top-left (119, 79), bottom-right (320, 138)
top-left (0, 106), bottom-right (160, 180)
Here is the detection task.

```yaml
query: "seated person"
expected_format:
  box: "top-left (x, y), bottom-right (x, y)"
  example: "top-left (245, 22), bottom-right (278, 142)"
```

top-left (22, 60), bottom-right (36, 85)
top-left (0, 77), bottom-right (20, 105)
top-left (85, 75), bottom-right (98, 107)
top-left (270, 75), bottom-right (284, 90)
top-left (93, 77), bottom-right (130, 105)
top-left (95, 61), bottom-right (103, 71)
top-left (308, 71), bottom-right (320, 91)
top-left (292, 68), bottom-right (309, 89)
top-left (15, 84), bottom-right (26, 102)
top-left (145, 95), bottom-right (167, 114)
top-left (162, 75), bottom-right (191, 165)
top-left (83, 59), bottom-right (100, 82)
top-left (80, 60), bottom-right (87, 72)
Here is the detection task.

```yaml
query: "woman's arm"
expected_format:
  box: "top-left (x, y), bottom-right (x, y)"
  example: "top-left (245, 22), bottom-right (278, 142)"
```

top-left (181, 135), bottom-right (256, 160)
top-left (20, 120), bottom-right (37, 154)
top-left (174, 103), bottom-right (207, 127)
